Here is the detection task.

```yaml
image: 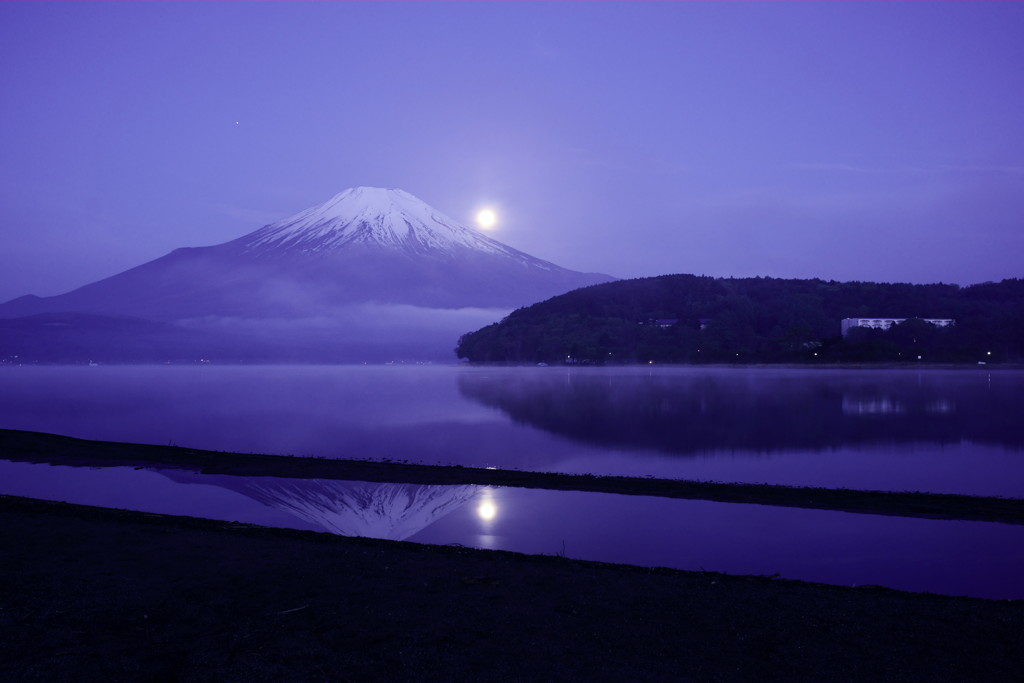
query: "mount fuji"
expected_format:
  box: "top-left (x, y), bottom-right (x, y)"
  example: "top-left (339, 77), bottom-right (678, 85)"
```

top-left (0, 188), bottom-right (614, 362)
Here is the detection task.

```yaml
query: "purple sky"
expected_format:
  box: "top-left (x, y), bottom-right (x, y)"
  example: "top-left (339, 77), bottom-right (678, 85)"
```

top-left (1, 2), bottom-right (1022, 302)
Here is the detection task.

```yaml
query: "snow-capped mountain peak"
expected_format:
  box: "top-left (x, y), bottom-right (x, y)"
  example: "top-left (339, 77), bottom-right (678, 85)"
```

top-left (0, 184), bottom-right (615, 335)
top-left (240, 186), bottom-right (518, 257)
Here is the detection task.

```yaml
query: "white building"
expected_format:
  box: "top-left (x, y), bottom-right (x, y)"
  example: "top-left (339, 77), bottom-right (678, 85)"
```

top-left (841, 317), bottom-right (955, 336)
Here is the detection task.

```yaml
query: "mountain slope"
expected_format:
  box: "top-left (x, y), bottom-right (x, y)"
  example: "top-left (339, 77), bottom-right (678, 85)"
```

top-left (237, 187), bottom-right (534, 259)
top-left (0, 187), bottom-right (614, 320)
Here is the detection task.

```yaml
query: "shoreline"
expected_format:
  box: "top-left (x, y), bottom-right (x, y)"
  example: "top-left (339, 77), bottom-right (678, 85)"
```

top-left (3, 360), bottom-right (1023, 368)
top-left (3, 428), bottom-right (1023, 526)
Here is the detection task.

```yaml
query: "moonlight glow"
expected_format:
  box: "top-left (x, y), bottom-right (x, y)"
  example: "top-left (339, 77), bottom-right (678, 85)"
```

top-left (476, 488), bottom-right (498, 523)
top-left (475, 208), bottom-right (497, 230)
top-left (477, 501), bottom-right (497, 521)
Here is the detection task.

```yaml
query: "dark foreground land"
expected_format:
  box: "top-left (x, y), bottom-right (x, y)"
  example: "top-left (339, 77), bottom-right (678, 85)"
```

top-left (2, 503), bottom-right (1023, 681)
top-left (2, 431), bottom-right (1024, 680)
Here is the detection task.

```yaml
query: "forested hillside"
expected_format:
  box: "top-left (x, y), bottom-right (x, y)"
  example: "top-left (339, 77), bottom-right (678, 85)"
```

top-left (455, 275), bottom-right (1024, 364)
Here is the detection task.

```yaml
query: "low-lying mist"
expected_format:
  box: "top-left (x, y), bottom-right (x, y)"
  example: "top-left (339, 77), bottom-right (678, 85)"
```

top-left (173, 302), bottom-right (510, 363)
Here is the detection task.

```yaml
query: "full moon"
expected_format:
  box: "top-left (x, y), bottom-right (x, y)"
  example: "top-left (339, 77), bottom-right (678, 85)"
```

top-left (476, 208), bottom-right (497, 229)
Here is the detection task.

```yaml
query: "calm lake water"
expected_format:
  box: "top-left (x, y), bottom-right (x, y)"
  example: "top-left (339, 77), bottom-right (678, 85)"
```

top-left (2, 460), bottom-right (1022, 599)
top-left (2, 364), bottom-right (1022, 598)
top-left (1, 364), bottom-right (1021, 495)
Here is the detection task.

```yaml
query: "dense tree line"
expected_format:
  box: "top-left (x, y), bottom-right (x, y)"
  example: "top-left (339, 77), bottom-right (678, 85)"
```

top-left (455, 275), bottom-right (1024, 364)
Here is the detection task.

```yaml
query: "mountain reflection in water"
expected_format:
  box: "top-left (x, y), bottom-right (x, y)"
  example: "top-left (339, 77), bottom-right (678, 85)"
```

top-left (161, 471), bottom-right (478, 541)
top-left (457, 368), bottom-right (1024, 455)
